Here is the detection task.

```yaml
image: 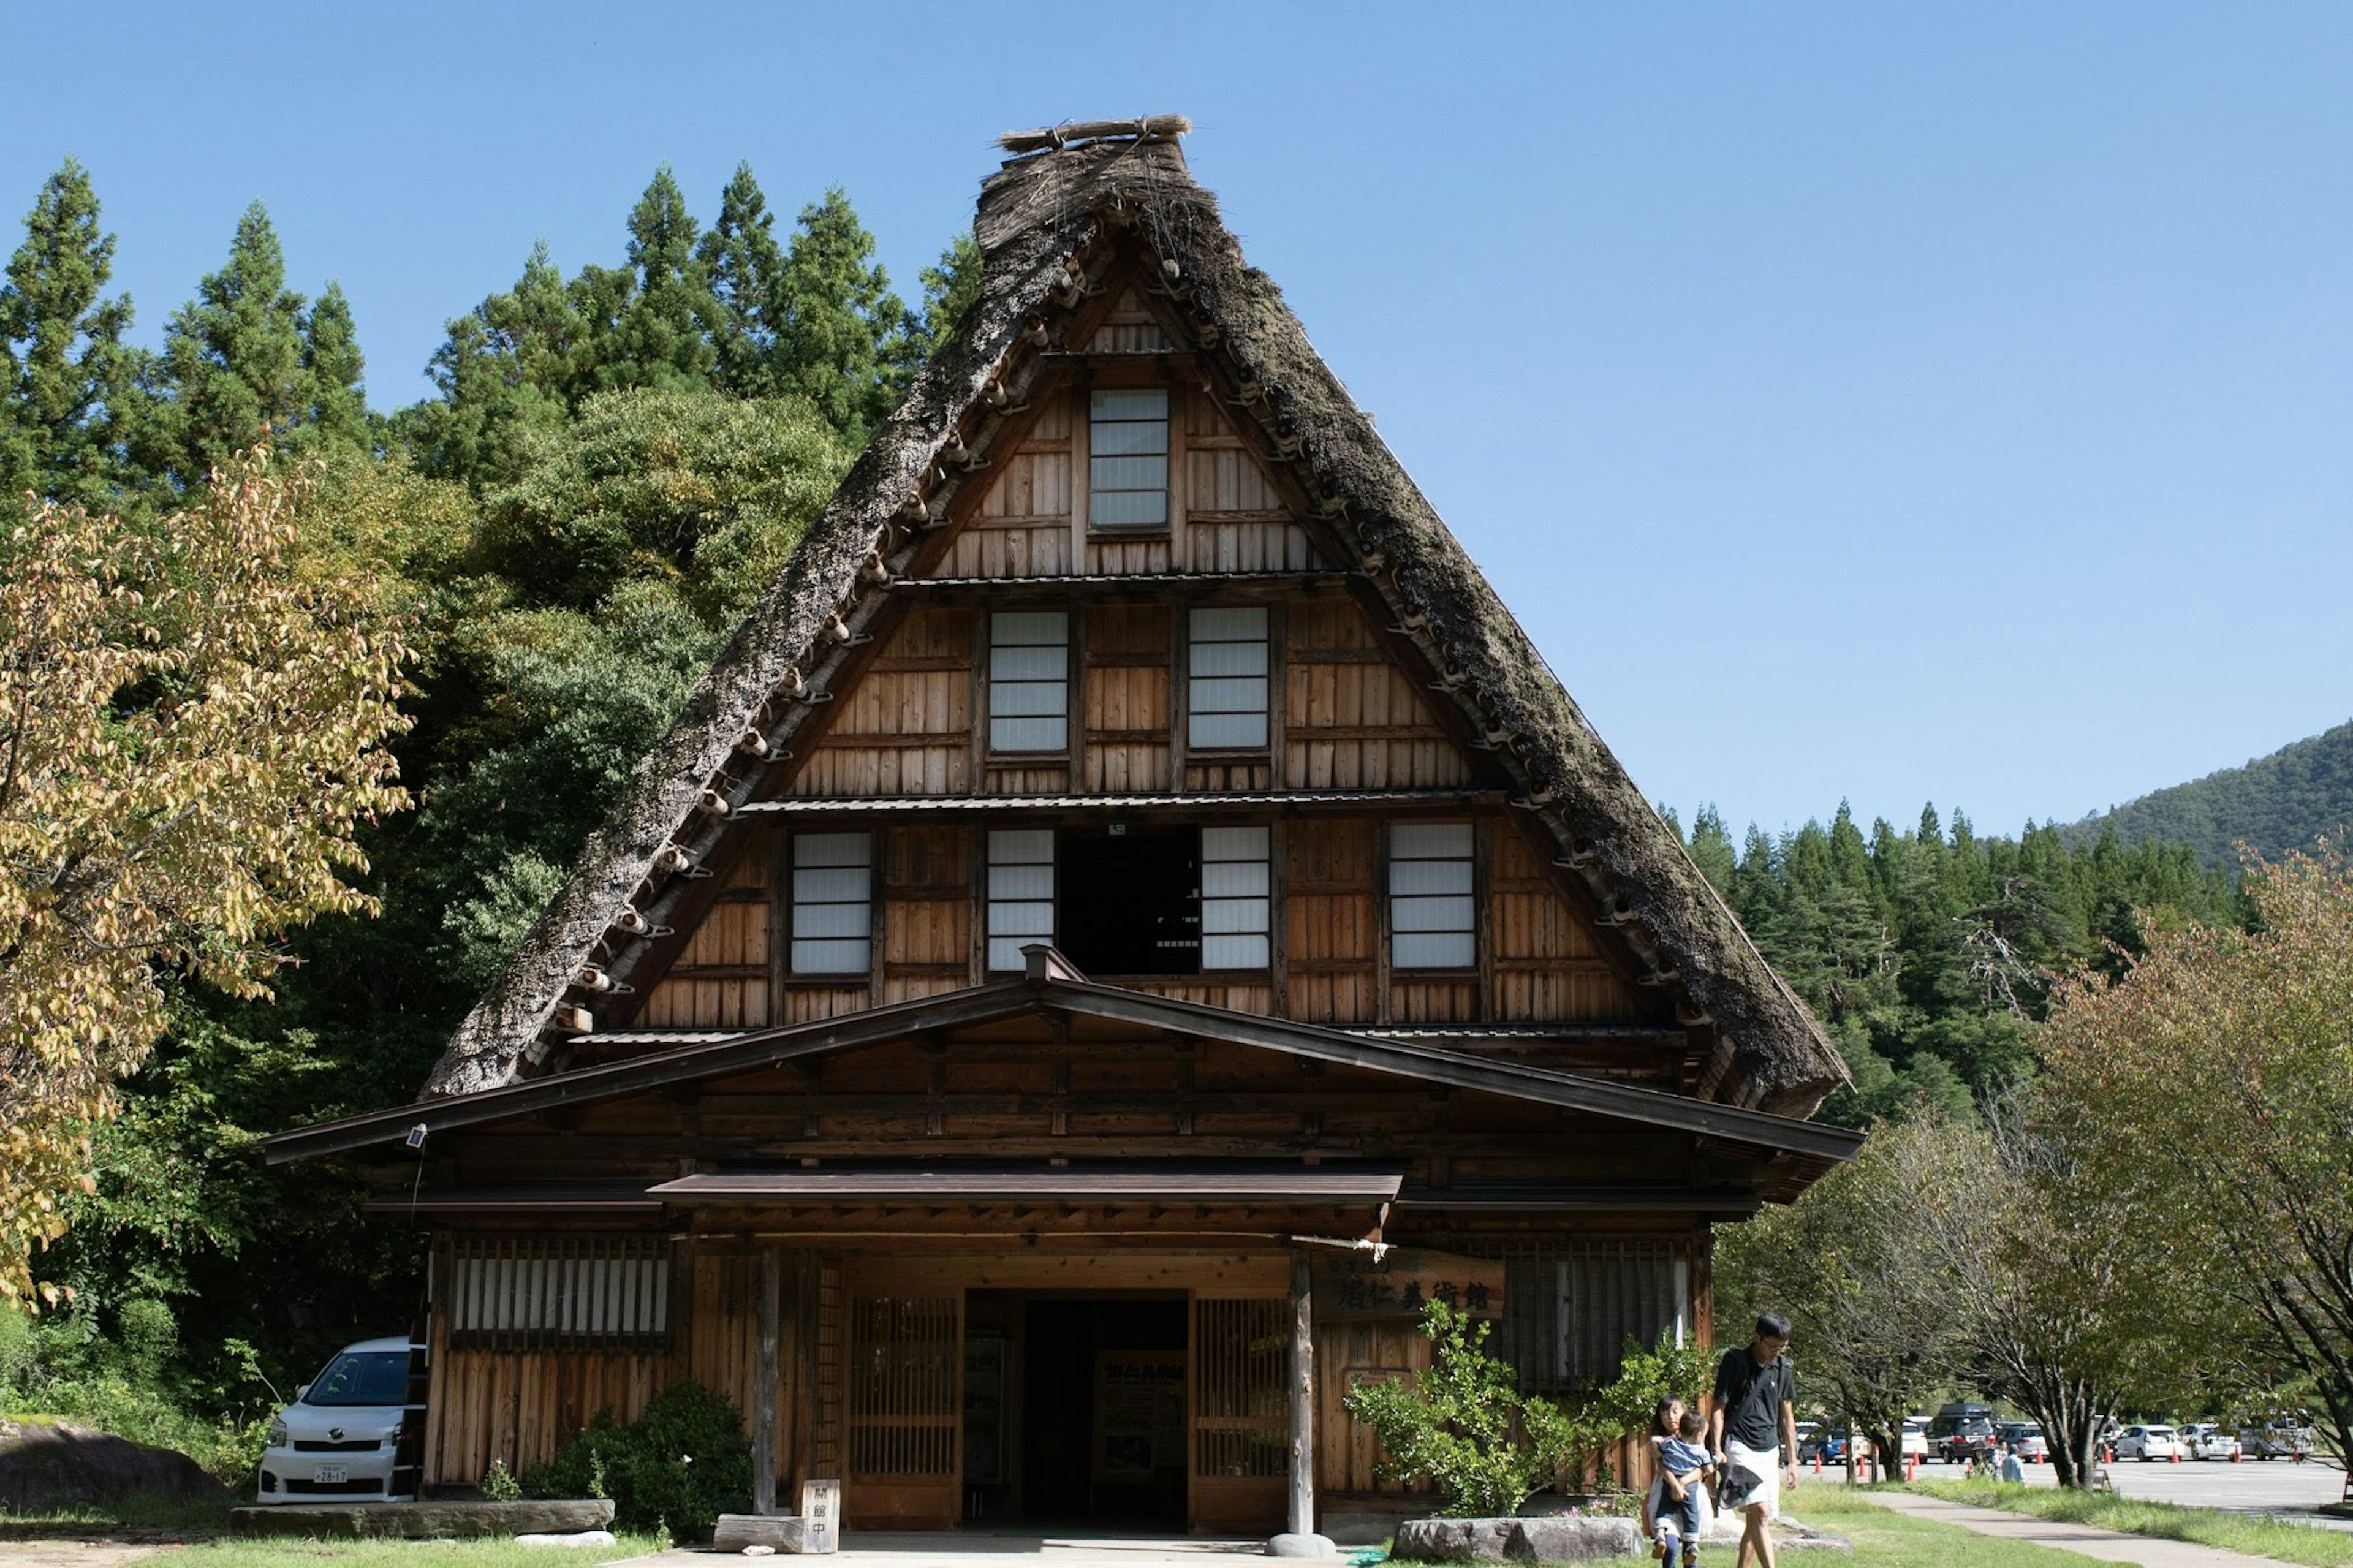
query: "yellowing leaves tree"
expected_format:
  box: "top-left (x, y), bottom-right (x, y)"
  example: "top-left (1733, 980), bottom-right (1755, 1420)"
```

top-left (0, 450), bottom-right (409, 1305)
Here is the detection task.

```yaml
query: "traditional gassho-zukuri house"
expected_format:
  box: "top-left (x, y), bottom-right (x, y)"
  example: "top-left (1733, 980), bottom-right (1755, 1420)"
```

top-left (268, 116), bottom-right (1858, 1544)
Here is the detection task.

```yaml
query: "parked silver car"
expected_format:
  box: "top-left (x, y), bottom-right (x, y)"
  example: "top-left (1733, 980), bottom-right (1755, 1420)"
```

top-left (255, 1337), bottom-right (426, 1504)
top-left (1997, 1421), bottom-right (2048, 1462)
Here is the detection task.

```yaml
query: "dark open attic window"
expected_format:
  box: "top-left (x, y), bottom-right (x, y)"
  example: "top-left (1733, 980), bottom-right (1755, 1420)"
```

top-left (1059, 825), bottom-right (1199, 975)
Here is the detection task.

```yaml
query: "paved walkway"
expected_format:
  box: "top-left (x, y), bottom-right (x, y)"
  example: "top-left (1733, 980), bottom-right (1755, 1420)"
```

top-left (610, 1535), bottom-right (1306, 1567)
top-left (1863, 1490), bottom-right (2295, 1568)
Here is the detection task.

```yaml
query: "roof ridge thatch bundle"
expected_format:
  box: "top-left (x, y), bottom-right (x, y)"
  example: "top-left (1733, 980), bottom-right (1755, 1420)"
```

top-left (416, 127), bottom-right (1846, 1118)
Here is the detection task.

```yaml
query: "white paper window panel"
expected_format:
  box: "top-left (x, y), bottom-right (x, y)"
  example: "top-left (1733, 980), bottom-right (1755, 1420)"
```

top-left (1090, 417), bottom-right (1168, 456)
top-left (1091, 454), bottom-right (1169, 491)
top-left (1191, 606), bottom-right (1267, 642)
top-left (1392, 822), bottom-right (1474, 860)
top-left (1202, 825), bottom-right (1270, 862)
top-left (793, 903), bottom-right (869, 940)
top-left (792, 868), bottom-right (870, 906)
top-left (1189, 677), bottom-right (1269, 714)
top-left (991, 612), bottom-right (1068, 647)
top-left (794, 832), bottom-right (870, 869)
top-left (1202, 860), bottom-right (1270, 899)
top-left (988, 936), bottom-right (1049, 971)
top-left (1092, 388), bottom-right (1169, 422)
top-left (990, 648), bottom-right (1067, 686)
top-left (1189, 712), bottom-right (1268, 751)
top-left (990, 714), bottom-right (1067, 752)
top-left (793, 937), bottom-right (871, 974)
top-left (453, 1256), bottom-right (668, 1334)
top-left (1189, 640), bottom-right (1268, 678)
top-left (1202, 933), bottom-right (1271, 969)
top-left (1202, 898), bottom-right (1270, 936)
top-left (1390, 857), bottom-right (1474, 896)
top-left (1091, 488), bottom-right (1168, 528)
top-left (991, 680), bottom-right (1067, 718)
top-left (990, 830), bottom-right (1053, 863)
top-left (1392, 894), bottom-right (1475, 934)
top-left (987, 863), bottom-right (1054, 901)
top-left (1393, 931), bottom-right (1476, 969)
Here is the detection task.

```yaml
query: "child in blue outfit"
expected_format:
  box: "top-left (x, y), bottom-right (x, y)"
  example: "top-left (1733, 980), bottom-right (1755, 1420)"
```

top-left (1652, 1406), bottom-right (1715, 1563)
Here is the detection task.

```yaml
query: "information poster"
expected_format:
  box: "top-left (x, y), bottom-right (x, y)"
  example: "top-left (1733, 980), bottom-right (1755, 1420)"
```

top-left (1092, 1350), bottom-right (1186, 1481)
top-left (1311, 1246), bottom-right (1506, 1321)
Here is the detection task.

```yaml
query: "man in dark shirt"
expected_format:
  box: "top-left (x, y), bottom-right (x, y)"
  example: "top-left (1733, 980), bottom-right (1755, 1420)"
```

top-left (1707, 1311), bottom-right (1798, 1568)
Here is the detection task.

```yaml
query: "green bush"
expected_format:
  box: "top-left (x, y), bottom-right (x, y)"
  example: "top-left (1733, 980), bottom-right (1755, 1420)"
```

top-left (0, 1303), bottom-right (265, 1484)
top-left (528, 1379), bottom-right (751, 1538)
top-left (1343, 1299), bottom-right (1582, 1517)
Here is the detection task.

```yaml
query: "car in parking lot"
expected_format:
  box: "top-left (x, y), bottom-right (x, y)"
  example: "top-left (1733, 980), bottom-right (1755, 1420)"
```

top-left (1800, 1425), bottom-right (1850, 1464)
top-left (2180, 1422), bottom-right (2241, 1461)
top-left (2114, 1423), bottom-right (2182, 1462)
top-left (1998, 1421), bottom-right (2048, 1462)
top-left (1901, 1417), bottom-right (1931, 1463)
top-left (256, 1336), bottom-right (425, 1504)
top-left (1938, 1415), bottom-right (1999, 1464)
top-left (2238, 1420), bottom-right (2316, 1460)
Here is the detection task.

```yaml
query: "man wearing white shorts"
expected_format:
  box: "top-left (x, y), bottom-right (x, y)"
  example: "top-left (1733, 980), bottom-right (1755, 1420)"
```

top-left (1707, 1311), bottom-right (1798, 1568)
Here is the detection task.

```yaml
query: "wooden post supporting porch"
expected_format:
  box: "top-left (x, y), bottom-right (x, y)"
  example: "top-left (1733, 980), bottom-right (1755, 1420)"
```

top-left (1268, 1248), bottom-right (1335, 1557)
top-left (754, 1246), bottom-right (781, 1515)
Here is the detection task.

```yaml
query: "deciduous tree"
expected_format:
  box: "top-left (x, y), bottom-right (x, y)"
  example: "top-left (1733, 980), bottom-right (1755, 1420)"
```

top-left (0, 450), bottom-right (409, 1305)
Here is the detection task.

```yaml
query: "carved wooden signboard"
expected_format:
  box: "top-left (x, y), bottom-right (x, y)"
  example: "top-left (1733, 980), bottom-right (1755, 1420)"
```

top-left (1311, 1246), bottom-right (1505, 1321)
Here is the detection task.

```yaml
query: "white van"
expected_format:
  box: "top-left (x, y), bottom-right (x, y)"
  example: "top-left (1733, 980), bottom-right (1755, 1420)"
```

top-left (254, 1336), bottom-right (426, 1504)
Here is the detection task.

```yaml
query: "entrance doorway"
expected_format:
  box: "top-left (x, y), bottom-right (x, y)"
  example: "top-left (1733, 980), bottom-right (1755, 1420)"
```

top-left (963, 1292), bottom-right (1188, 1528)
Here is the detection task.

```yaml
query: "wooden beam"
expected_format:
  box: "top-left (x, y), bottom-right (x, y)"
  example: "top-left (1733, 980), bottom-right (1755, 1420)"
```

top-left (1287, 1249), bottom-right (1316, 1541)
top-left (754, 1247), bottom-right (781, 1515)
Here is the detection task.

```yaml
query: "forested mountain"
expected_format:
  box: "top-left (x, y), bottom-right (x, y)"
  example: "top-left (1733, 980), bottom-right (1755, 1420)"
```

top-left (2060, 718), bottom-right (2353, 868)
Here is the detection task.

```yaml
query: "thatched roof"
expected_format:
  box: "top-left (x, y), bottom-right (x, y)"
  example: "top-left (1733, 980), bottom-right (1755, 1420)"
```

top-left (419, 124), bottom-right (1847, 1116)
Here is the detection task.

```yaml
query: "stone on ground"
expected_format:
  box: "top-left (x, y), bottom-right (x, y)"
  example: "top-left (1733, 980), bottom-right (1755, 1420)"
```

top-left (0, 1419), bottom-right (229, 1510)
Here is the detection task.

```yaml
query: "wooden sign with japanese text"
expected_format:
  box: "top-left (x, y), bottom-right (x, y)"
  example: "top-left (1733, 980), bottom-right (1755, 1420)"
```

top-left (1310, 1247), bottom-right (1504, 1321)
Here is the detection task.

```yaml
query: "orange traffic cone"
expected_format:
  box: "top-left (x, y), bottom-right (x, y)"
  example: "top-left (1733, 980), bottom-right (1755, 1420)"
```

top-left (2172, 1446), bottom-right (2182, 1464)
top-left (1907, 1453), bottom-right (1918, 1482)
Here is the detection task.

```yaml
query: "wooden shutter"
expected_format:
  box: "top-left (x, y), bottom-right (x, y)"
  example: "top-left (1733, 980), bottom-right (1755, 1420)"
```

top-left (1189, 1295), bottom-right (1287, 1532)
top-left (843, 1293), bottom-right (961, 1528)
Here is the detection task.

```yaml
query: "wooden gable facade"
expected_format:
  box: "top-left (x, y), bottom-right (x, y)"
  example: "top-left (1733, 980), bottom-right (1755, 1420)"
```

top-left (270, 119), bottom-right (1855, 1543)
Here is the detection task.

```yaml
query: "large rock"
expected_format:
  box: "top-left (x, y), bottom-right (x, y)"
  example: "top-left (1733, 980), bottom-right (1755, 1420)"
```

top-left (1393, 1514), bottom-right (1642, 1562)
top-left (0, 1420), bottom-right (229, 1510)
top-left (229, 1499), bottom-right (614, 1539)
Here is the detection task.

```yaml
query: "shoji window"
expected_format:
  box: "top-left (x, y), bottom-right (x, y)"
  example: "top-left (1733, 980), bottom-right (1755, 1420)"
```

top-left (1088, 388), bottom-right (1169, 529)
top-left (986, 829), bottom-right (1055, 971)
top-left (1200, 826), bottom-right (1271, 970)
top-left (988, 612), bottom-right (1069, 752)
top-left (1188, 607), bottom-right (1270, 751)
top-left (790, 831), bottom-right (871, 975)
top-left (447, 1236), bottom-right (672, 1350)
top-left (1390, 822), bottom-right (1476, 969)
top-left (1478, 1240), bottom-right (1691, 1392)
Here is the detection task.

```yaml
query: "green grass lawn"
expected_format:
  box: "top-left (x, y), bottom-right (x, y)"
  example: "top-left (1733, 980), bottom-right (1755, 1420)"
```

top-left (1908, 1478), bottom-right (2353, 1567)
top-left (161, 1532), bottom-right (672, 1566)
top-left (1384, 1482), bottom-right (2122, 1567)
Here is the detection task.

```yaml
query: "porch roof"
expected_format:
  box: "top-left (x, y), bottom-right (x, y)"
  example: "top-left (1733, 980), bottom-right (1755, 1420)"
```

top-left (645, 1164), bottom-right (1405, 1205)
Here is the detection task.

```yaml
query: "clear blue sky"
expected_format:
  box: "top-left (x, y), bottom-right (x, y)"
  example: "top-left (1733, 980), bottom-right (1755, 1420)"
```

top-left (10, 2), bottom-right (2350, 840)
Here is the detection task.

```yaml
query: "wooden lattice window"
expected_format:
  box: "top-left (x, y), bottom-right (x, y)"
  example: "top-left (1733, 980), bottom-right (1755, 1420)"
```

top-left (1192, 1297), bottom-right (1289, 1479)
top-left (444, 1236), bottom-right (672, 1351)
top-left (846, 1297), bottom-right (960, 1479)
top-left (1200, 826), bottom-right (1271, 971)
top-left (789, 831), bottom-right (871, 975)
top-left (985, 829), bottom-right (1055, 972)
top-left (1188, 607), bottom-right (1270, 751)
top-left (1488, 1240), bottom-right (1692, 1392)
top-left (988, 612), bottom-right (1069, 753)
top-left (1390, 822), bottom-right (1476, 969)
top-left (1089, 388), bottom-right (1170, 530)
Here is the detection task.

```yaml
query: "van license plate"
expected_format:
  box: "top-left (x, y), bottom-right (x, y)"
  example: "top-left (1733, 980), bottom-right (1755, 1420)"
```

top-left (314, 1465), bottom-right (347, 1484)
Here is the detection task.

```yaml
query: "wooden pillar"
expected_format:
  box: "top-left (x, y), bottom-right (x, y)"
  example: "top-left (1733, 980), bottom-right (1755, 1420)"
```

top-left (1288, 1249), bottom-right (1314, 1537)
top-left (754, 1247), bottom-right (781, 1515)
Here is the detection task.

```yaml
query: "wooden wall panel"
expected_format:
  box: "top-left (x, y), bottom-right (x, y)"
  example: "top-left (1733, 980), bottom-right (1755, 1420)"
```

top-left (883, 825), bottom-right (971, 1000)
top-left (1287, 819), bottom-right (1378, 1025)
top-left (1284, 602), bottom-right (1469, 789)
top-left (1083, 605), bottom-right (1171, 792)
top-left (1316, 1319), bottom-right (1432, 1500)
top-left (1489, 829), bottom-right (1649, 1022)
top-left (639, 847), bottom-right (771, 1029)
top-left (1088, 288), bottom-right (1178, 353)
top-left (781, 986), bottom-right (872, 1024)
top-left (792, 607), bottom-right (971, 797)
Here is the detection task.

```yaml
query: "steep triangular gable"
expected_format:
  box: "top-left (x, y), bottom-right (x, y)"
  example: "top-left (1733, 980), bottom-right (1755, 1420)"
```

top-left (417, 121), bottom-right (1846, 1117)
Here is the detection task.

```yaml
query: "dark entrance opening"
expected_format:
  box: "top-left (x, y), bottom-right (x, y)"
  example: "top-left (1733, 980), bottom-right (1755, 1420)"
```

top-left (974, 1294), bottom-right (1187, 1526)
top-left (1058, 827), bottom-right (1200, 976)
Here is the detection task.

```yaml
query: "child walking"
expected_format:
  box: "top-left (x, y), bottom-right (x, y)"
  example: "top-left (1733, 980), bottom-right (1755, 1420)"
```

top-left (1651, 1398), bottom-right (1715, 1564)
